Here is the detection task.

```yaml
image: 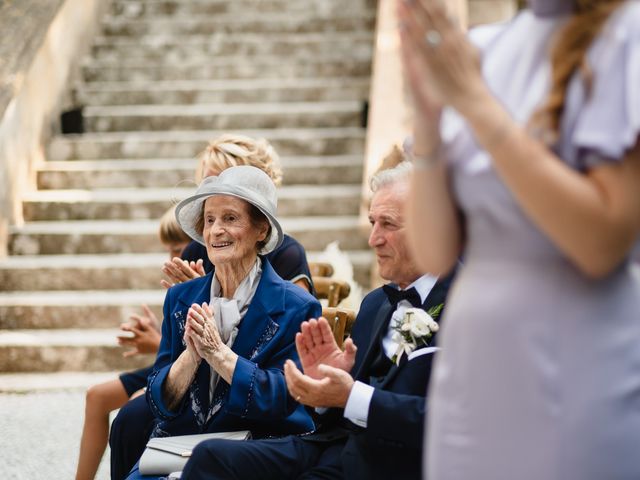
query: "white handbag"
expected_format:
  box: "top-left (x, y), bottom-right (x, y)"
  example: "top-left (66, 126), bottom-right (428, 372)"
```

top-left (139, 430), bottom-right (251, 475)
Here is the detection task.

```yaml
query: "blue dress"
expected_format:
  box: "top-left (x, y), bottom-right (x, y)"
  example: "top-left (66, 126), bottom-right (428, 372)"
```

top-left (427, 4), bottom-right (640, 479)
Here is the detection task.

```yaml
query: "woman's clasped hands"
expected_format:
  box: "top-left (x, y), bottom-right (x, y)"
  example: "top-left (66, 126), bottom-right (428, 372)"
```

top-left (185, 303), bottom-right (224, 361)
top-left (185, 302), bottom-right (239, 384)
top-left (397, 0), bottom-right (488, 116)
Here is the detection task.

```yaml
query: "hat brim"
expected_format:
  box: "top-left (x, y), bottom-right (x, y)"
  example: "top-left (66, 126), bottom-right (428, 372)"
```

top-left (175, 185), bottom-right (283, 255)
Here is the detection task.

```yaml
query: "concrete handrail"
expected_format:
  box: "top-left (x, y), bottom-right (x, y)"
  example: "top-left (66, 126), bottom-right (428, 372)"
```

top-left (0, 0), bottom-right (108, 256)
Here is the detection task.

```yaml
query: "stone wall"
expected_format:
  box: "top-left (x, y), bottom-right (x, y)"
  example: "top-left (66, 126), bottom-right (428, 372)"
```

top-left (468, 0), bottom-right (518, 26)
top-left (0, 0), bottom-right (107, 256)
top-left (361, 0), bottom-right (516, 286)
top-left (361, 0), bottom-right (517, 207)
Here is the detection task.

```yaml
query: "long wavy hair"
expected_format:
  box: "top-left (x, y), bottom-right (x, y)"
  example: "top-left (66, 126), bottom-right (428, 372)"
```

top-left (530, 0), bottom-right (625, 142)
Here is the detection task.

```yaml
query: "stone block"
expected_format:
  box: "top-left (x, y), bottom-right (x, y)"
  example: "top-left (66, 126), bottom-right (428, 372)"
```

top-left (82, 57), bottom-right (372, 82)
top-left (100, 13), bottom-right (375, 37)
top-left (36, 155), bottom-right (363, 189)
top-left (91, 32), bottom-right (374, 63)
top-left (83, 101), bottom-right (363, 132)
top-left (47, 128), bottom-right (366, 160)
top-left (109, 0), bottom-right (375, 18)
top-left (78, 78), bottom-right (370, 106)
top-left (0, 289), bottom-right (164, 329)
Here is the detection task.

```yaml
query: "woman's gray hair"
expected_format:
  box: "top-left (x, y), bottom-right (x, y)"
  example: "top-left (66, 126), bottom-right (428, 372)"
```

top-left (369, 161), bottom-right (413, 193)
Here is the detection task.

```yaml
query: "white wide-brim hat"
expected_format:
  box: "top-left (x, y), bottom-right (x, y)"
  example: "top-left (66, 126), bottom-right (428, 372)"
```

top-left (175, 165), bottom-right (283, 255)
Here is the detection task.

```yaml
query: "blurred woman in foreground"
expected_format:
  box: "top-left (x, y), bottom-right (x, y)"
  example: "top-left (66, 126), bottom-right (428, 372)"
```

top-left (398, 0), bottom-right (640, 478)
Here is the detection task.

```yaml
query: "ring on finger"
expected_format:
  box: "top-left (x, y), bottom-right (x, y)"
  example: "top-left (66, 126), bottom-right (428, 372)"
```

top-left (424, 29), bottom-right (442, 48)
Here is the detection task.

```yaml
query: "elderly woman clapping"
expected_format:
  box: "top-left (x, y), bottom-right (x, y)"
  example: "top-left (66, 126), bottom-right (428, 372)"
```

top-left (125, 166), bottom-right (320, 479)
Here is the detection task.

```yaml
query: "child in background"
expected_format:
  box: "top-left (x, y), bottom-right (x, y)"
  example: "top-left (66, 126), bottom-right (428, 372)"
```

top-left (74, 206), bottom-right (192, 480)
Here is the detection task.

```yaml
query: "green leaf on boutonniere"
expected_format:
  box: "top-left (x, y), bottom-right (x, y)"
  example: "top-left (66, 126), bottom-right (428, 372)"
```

top-left (427, 303), bottom-right (444, 319)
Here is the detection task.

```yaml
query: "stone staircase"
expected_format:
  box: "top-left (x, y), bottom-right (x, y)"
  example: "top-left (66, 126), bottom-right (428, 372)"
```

top-left (0, 0), bottom-right (374, 384)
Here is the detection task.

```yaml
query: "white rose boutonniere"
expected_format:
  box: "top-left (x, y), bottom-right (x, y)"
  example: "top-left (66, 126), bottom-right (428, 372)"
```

top-left (391, 304), bottom-right (443, 365)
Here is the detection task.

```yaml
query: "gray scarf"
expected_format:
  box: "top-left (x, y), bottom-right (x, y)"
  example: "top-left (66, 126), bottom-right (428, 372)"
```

top-left (207, 258), bottom-right (262, 403)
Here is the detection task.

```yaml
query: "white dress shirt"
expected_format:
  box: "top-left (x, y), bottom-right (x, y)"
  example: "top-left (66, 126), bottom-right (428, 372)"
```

top-left (343, 274), bottom-right (438, 428)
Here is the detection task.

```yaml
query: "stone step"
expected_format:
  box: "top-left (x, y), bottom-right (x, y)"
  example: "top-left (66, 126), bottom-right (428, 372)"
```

top-left (21, 184), bottom-right (362, 221)
top-left (48, 128), bottom-right (366, 160)
top-left (84, 101), bottom-right (363, 132)
top-left (0, 329), bottom-right (153, 372)
top-left (110, 0), bottom-right (375, 18)
top-left (0, 250), bottom-right (372, 296)
top-left (99, 13), bottom-right (375, 37)
top-left (8, 216), bottom-right (369, 255)
top-left (78, 78), bottom-right (371, 106)
top-left (0, 255), bottom-right (168, 294)
top-left (82, 56), bottom-right (371, 82)
top-left (0, 371), bottom-right (121, 392)
top-left (0, 289), bottom-right (164, 329)
top-left (37, 155), bottom-right (363, 189)
top-left (91, 32), bottom-right (374, 62)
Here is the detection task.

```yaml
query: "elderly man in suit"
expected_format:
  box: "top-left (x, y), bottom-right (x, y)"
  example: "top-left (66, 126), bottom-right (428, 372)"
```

top-left (180, 161), bottom-right (455, 480)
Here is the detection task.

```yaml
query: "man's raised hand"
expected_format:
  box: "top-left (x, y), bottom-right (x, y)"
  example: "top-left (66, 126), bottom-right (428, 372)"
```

top-left (296, 317), bottom-right (357, 380)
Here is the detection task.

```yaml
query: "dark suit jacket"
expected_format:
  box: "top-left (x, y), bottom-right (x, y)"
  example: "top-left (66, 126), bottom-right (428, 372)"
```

top-left (146, 257), bottom-right (320, 438)
top-left (311, 273), bottom-right (454, 480)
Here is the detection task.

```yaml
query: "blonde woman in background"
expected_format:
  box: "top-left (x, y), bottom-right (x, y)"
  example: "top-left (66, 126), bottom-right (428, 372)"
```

top-left (398, 0), bottom-right (640, 479)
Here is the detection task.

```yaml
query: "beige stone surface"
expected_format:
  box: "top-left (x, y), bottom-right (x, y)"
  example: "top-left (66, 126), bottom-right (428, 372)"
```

top-left (0, 0), bottom-right (63, 115)
top-left (0, 0), bottom-right (106, 251)
top-left (79, 78), bottom-right (371, 106)
top-left (468, 0), bottom-right (518, 26)
top-left (0, 328), bottom-right (153, 373)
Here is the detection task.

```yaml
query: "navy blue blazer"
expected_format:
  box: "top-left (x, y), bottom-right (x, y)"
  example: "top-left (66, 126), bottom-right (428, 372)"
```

top-left (314, 273), bottom-right (454, 480)
top-left (146, 257), bottom-right (320, 438)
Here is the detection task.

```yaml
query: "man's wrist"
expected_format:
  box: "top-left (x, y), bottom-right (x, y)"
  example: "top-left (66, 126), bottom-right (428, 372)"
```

top-left (339, 378), bottom-right (355, 408)
top-left (343, 381), bottom-right (374, 427)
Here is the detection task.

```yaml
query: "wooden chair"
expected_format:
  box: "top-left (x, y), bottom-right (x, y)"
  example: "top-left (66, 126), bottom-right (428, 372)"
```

top-left (322, 307), bottom-right (357, 349)
top-left (308, 262), bottom-right (334, 278)
top-left (313, 277), bottom-right (351, 308)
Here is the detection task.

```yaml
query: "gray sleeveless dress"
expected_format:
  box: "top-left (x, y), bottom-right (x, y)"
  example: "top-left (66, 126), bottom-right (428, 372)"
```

top-left (426, 4), bottom-right (640, 479)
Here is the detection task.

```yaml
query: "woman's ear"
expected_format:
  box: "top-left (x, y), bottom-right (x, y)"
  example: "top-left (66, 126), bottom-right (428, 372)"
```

top-left (258, 221), bottom-right (270, 243)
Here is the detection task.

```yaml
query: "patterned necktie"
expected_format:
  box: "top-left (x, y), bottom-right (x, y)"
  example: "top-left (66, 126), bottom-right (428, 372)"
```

top-left (382, 285), bottom-right (422, 308)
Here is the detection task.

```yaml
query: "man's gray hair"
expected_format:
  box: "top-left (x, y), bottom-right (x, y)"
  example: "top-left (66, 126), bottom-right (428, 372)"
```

top-left (369, 161), bottom-right (413, 193)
